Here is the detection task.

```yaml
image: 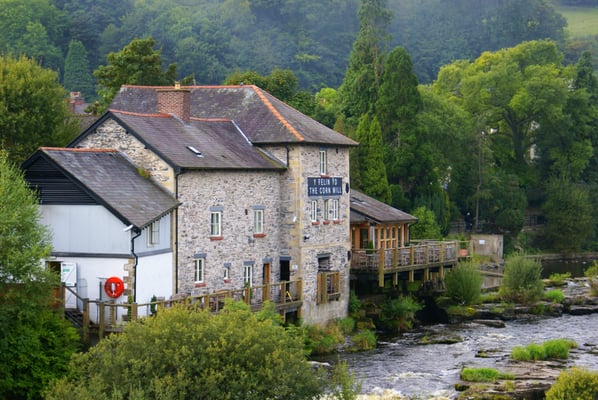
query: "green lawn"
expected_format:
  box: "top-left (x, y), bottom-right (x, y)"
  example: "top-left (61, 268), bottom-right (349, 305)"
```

top-left (556, 5), bottom-right (598, 37)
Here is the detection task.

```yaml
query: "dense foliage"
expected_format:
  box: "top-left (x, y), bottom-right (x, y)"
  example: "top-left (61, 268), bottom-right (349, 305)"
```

top-left (545, 367), bottom-right (598, 400)
top-left (1, 0), bottom-right (586, 90)
top-left (0, 55), bottom-right (79, 163)
top-left (45, 302), bottom-right (353, 400)
top-left (0, 151), bottom-right (80, 400)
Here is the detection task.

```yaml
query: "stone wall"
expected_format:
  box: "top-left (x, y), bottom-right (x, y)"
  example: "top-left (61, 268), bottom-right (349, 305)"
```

top-left (176, 170), bottom-right (284, 295)
top-left (77, 119), bottom-right (176, 193)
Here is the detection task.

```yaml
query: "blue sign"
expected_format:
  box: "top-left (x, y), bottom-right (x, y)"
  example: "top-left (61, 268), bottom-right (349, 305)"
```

top-left (307, 177), bottom-right (343, 197)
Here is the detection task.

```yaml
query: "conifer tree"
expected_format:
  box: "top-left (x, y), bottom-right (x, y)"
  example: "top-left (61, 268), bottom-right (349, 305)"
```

top-left (376, 46), bottom-right (422, 145)
top-left (338, 0), bottom-right (392, 127)
top-left (356, 114), bottom-right (391, 203)
top-left (63, 39), bottom-right (95, 101)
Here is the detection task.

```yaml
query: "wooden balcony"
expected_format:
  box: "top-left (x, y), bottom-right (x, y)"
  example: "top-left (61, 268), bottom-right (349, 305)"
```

top-left (351, 240), bottom-right (468, 287)
top-left (61, 280), bottom-right (302, 343)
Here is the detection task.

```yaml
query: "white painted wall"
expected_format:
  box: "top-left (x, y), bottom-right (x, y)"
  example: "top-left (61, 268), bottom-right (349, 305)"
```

top-left (135, 251), bottom-right (174, 305)
top-left (41, 205), bottom-right (130, 254)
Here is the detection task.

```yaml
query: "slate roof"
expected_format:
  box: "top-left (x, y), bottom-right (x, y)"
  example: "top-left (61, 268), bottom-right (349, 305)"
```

top-left (350, 190), bottom-right (417, 224)
top-left (109, 85), bottom-right (358, 146)
top-left (25, 148), bottom-right (179, 229)
top-left (108, 110), bottom-right (286, 171)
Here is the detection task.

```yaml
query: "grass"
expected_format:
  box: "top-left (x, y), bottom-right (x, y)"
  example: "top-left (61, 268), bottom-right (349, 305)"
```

top-left (555, 5), bottom-right (598, 37)
top-left (460, 367), bottom-right (515, 382)
top-left (511, 338), bottom-right (578, 361)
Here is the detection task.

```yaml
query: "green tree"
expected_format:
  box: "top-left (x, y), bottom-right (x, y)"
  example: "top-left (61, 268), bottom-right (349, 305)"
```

top-left (543, 177), bottom-right (594, 253)
top-left (355, 114), bottom-right (391, 203)
top-left (375, 46), bottom-right (421, 145)
top-left (409, 206), bottom-right (442, 240)
top-left (0, 151), bottom-right (80, 400)
top-left (338, 0), bottom-right (392, 126)
top-left (91, 37), bottom-right (177, 114)
top-left (0, 0), bottom-right (68, 71)
top-left (63, 39), bottom-right (95, 100)
top-left (0, 55), bottom-right (79, 164)
top-left (45, 302), bottom-right (353, 400)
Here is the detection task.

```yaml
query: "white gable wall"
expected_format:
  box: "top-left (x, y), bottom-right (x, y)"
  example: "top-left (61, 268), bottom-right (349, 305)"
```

top-left (42, 204), bottom-right (130, 254)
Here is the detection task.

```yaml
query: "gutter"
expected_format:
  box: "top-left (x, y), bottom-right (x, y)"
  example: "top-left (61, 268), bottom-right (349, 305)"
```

top-left (131, 227), bottom-right (142, 302)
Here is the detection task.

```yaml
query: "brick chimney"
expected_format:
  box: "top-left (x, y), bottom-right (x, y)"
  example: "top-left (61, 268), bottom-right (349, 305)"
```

top-left (157, 82), bottom-right (191, 122)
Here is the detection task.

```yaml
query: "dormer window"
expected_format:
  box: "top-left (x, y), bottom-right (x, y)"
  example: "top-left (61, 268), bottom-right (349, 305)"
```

top-left (319, 149), bottom-right (327, 176)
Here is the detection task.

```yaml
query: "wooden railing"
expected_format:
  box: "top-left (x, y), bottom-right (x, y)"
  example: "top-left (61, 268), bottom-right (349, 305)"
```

top-left (62, 280), bottom-right (302, 342)
top-left (350, 240), bottom-right (469, 273)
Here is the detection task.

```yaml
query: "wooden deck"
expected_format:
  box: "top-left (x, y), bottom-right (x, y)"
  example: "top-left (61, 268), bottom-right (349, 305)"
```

top-left (351, 240), bottom-right (466, 287)
top-left (62, 280), bottom-right (302, 343)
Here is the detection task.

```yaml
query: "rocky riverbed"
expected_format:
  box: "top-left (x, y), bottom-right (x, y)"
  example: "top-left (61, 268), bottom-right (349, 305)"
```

top-left (346, 277), bottom-right (598, 400)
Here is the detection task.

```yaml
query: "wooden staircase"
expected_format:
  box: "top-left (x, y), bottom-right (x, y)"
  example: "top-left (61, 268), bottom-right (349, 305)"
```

top-left (64, 308), bottom-right (84, 329)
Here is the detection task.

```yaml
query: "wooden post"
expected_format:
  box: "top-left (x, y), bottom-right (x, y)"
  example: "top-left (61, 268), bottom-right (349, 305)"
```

top-left (297, 279), bottom-right (302, 301)
top-left (98, 302), bottom-right (105, 340)
top-left (378, 252), bottom-right (384, 288)
top-left (82, 298), bottom-right (90, 344)
top-left (408, 269), bottom-right (414, 283)
top-left (131, 303), bottom-right (138, 321)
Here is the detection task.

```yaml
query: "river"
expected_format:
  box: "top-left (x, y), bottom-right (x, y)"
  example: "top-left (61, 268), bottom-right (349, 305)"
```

top-left (336, 313), bottom-right (598, 399)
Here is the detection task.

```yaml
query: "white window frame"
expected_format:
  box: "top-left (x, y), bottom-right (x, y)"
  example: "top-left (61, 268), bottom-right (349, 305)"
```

top-left (253, 209), bottom-right (264, 234)
top-left (243, 264), bottom-right (253, 287)
top-left (319, 149), bottom-right (327, 175)
top-left (310, 200), bottom-right (318, 222)
top-left (147, 220), bottom-right (160, 246)
top-left (194, 258), bottom-right (205, 283)
top-left (323, 199), bottom-right (330, 221)
top-left (223, 265), bottom-right (230, 280)
top-left (210, 211), bottom-right (222, 237)
top-left (331, 199), bottom-right (339, 220)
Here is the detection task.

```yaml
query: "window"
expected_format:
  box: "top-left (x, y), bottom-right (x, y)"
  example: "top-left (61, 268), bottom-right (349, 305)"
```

top-left (253, 209), bottom-right (264, 234)
top-left (223, 264), bottom-right (230, 281)
top-left (194, 258), bottom-right (205, 283)
top-left (319, 149), bottom-right (327, 175)
top-left (210, 210), bottom-right (222, 237)
top-left (147, 220), bottom-right (159, 246)
top-left (310, 200), bottom-right (318, 222)
top-left (243, 264), bottom-right (253, 287)
top-left (330, 199), bottom-right (339, 221)
top-left (323, 200), bottom-right (329, 221)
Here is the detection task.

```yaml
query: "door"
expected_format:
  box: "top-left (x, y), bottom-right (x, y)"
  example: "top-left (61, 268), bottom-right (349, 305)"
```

top-left (60, 262), bottom-right (77, 309)
top-left (263, 263), bottom-right (271, 300)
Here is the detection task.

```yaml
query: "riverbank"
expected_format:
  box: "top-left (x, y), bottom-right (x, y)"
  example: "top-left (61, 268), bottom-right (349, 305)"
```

top-left (344, 277), bottom-right (598, 400)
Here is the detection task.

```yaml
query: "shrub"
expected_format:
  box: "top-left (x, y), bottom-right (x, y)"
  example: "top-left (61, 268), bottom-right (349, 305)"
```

top-left (351, 330), bottom-right (376, 351)
top-left (337, 317), bottom-right (356, 335)
top-left (500, 254), bottom-right (544, 304)
top-left (45, 302), bottom-right (335, 400)
top-left (379, 296), bottom-right (422, 333)
top-left (304, 320), bottom-right (347, 355)
top-left (548, 272), bottom-right (570, 286)
top-left (545, 367), bottom-right (598, 400)
top-left (444, 262), bottom-right (483, 305)
top-left (584, 261), bottom-right (598, 296)
top-left (348, 290), bottom-right (361, 315)
top-left (544, 289), bottom-right (564, 303)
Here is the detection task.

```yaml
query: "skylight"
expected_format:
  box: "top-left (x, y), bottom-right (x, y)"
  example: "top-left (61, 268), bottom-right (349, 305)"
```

top-left (186, 145), bottom-right (203, 158)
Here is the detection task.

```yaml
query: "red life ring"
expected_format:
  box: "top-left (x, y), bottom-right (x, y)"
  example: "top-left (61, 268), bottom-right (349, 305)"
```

top-left (104, 276), bottom-right (125, 298)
